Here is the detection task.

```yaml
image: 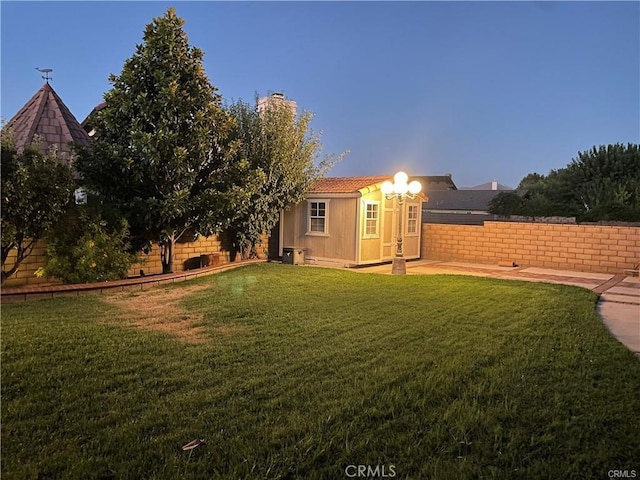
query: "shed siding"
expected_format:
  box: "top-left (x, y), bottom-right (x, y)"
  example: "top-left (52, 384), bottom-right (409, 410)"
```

top-left (360, 238), bottom-right (381, 262)
top-left (403, 235), bottom-right (421, 258)
top-left (282, 197), bottom-right (357, 262)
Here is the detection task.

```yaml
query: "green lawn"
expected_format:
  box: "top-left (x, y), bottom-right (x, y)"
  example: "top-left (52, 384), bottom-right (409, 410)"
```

top-left (2, 263), bottom-right (639, 479)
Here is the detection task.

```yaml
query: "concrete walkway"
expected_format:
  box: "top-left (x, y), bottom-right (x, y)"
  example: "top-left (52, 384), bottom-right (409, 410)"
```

top-left (354, 260), bottom-right (640, 356)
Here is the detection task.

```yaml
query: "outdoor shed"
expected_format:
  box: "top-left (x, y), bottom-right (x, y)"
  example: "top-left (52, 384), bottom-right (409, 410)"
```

top-left (279, 176), bottom-right (427, 267)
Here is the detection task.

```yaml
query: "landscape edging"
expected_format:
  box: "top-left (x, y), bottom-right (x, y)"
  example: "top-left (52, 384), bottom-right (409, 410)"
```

top-left (0, 259), bottom-right (267, 303)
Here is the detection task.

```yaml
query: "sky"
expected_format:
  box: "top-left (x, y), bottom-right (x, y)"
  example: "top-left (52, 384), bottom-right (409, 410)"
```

top-left (1, 1), bottom-right (638, 189)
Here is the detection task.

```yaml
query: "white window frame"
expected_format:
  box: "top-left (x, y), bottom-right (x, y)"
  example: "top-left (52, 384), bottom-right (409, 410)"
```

top-left (406, 204), bottom-right (419, 235)
top-left (307, 199), bottom-right (329, 236)
top-left (363, 201), bottom-right (380, 238)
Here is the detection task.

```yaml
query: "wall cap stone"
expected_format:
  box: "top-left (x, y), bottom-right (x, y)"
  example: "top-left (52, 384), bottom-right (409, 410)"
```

top-left (1, 259), bottom-right (267, 303)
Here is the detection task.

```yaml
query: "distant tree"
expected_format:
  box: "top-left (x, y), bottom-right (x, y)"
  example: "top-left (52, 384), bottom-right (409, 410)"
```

top-left (1, 132), bottom-right (75, 284)
top-left (76, 8), bottom-right (235, 273)
top-left (488, 191), bottom-right (523, 217)
top-left (566, 143), bottom-right (640, 220)
top-left (224, 97), bottom-right (344, 259)
top-left (498, 143), bottom-right (640, 221)
top-left (517, 172), bottom-right (546, 191)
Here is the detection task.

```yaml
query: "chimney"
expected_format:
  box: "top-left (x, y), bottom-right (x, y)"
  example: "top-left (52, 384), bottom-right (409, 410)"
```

top-left (257, 91), bottom-right (297, 117)
top-left (491, 180), bottom-right (498, 190)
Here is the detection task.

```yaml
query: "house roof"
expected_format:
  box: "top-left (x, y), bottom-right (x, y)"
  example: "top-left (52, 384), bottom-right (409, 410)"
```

top-left (423, 189), bottom-right (504, 211)
top-left (80, 101), bottom-right (107, 134)
top-left (460, 181), bottom-right (513, 191)
top-left (309, 176), bottom-right (391, 194)
top-left (413, 175), bottom-right (458, 191)
top-left (3, 82), bottom-right (91, 161)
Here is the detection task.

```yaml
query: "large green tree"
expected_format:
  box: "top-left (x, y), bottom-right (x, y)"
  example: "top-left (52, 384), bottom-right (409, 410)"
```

top-left (1, 132), bottom-right (75, 284)
top-left (76, 8), bottom-right (235, 273)
top-left (489, 143), bottom-right (640, 221)
top-left (224, 97), bottom-right (344, 259)
top-left (566, 143), bottom-right (640, 220)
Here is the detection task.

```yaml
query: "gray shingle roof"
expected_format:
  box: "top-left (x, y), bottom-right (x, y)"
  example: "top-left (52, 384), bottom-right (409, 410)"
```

top-left (423, 189), bottom-right (505, 211)
top-left (460, 181), bottom-right (513, 191)
top-left (413, 175), bottom-right (458, 191)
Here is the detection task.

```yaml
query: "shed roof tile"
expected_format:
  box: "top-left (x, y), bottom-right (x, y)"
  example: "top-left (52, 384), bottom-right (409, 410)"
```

top-left (309, 176), bottom-right (391, 194)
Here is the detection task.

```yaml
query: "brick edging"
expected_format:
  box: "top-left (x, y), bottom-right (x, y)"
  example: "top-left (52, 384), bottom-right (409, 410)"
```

top-left (0, 259), bottom-right (267, 303)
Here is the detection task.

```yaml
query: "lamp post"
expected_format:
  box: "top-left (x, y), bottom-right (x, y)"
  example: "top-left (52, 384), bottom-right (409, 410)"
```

top-left (381, 172), bottom-right (422, 275)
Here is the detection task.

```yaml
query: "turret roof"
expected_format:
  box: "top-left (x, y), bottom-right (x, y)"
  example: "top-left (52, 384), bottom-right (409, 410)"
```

top-left (3, 82), bottom-right (90, 162)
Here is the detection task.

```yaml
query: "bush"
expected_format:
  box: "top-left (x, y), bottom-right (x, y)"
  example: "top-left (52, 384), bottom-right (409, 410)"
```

top-left (1, 132), bottom-right (75, 284)
top-left (38, 206), bottom-right (140, 283)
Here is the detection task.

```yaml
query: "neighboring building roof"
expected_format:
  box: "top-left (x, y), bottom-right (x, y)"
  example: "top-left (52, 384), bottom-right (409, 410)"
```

top-left (3, 82), bottom-right (90, 162)
top-left (80, 101), bottom-right (107, 136)
top-left (309, 176), bottom-right (391, 194)
top-left (413, 175), bottom-right (458, 191)
top-left (460, 181), bottom-right (513, 191)
top-left (423, 189), bottom-right (504, 212)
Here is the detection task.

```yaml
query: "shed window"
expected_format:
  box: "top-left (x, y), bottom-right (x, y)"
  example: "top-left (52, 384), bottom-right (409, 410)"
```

top-left (308, 201), bottom-right (327, 234)
top-left (407, 204), bottom-right (419, 234)
top-left (364, 202), bottom-right (379, 236)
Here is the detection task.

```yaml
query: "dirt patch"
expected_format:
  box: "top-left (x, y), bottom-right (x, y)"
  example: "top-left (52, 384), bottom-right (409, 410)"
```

top-left (105, 284), bottom-right (211, 343)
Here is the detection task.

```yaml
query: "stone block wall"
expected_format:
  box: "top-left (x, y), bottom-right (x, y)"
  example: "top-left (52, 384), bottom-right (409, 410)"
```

top-left (2, 240), bottom-right (52, 287)
top-left (2, 235), bottom-right (269, 288)
top-left (129, 236), bottom-right (239, 277)
top-left (421, 221), bottom-right (639, 274)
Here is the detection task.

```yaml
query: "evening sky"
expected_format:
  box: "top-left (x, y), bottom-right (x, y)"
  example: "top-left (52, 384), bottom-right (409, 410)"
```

top-left (1, 1), bottom-right (638, 188)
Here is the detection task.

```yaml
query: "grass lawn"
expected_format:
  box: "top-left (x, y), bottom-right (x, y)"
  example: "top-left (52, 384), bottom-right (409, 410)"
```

top-left (2, 263), bottom-right (639, 479)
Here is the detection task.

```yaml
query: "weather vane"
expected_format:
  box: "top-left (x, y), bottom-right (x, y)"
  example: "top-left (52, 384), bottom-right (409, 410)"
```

top-left (35, 67), bottom-right (53, 83)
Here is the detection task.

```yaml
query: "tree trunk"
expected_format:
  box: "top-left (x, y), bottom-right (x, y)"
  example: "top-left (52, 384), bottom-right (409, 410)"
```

top-left (2, 253), bottom-right (26, 285)
top-left (160, 235), bottom-right (175, 274)
top-left (241, 243), bottom-right (252, 261)
top-left (1, 240), bottom-right (35, 285)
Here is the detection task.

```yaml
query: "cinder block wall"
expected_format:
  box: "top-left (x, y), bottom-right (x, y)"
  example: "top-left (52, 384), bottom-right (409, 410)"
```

top-left (128, 235), bottom-right (269, 276)
top-left (2, 240), bottom-right (52, 287)
top-left (127, 236), bottom-right (235, 277)
top-left (2, 235), bottom-right (268, 288)
top-left (421, 222), bottom-right (639, 274)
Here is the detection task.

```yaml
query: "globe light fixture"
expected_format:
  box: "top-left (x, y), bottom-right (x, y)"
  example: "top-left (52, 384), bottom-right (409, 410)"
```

top-left (408, 180), bottom-right (422, 195)
top-left (382, 171), bottom-right (422, 274)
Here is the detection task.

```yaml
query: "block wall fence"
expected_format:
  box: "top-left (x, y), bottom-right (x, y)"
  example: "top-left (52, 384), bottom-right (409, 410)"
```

top-left (2, 235), bottom-right (268, 288)
top-left (421, 221), bottom-right (639, 274)
top-left (3, 222), bottom-right (638, 287)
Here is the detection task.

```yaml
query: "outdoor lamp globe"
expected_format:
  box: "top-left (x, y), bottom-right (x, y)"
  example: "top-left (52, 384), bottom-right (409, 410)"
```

top-left (381, 181), bottom-right (394, 195)
top-left (408, 180), bottom-right (422, 195)
top-left (395, 182), bottom-right (409, 195)
top-left (394, 171), bottom-right (408, 184)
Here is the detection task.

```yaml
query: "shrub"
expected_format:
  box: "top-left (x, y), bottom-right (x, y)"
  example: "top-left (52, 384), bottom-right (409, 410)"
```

top-left (1, 132), bottom-right (75, 284)
top-left (38, 206), bottom-right (140, 283)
